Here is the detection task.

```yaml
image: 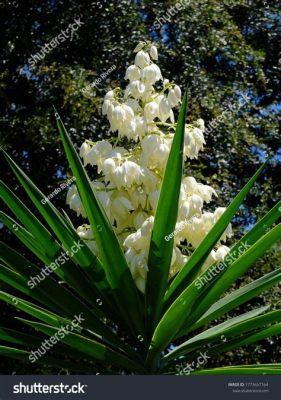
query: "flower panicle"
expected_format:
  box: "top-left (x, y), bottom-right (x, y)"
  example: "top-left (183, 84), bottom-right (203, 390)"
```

top-left (66, 42), bottom-right (233, 293)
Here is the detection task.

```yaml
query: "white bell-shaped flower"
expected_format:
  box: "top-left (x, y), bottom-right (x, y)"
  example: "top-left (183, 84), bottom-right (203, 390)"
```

top-left (188, 194), bottom-right (204, 215)
top-left (69, 193), bottom-right (86, 218)
top-left (134, 116), bottom-right (147, 139)
top-left (84, 140), bottom-right (112, 171)
top-left (168, 89), bottom-right (180, 107)
top-left (179, 200), bottom-right (190, 219)
top-left (142, 65), bottom-right (158, 85)
top-left (140, 167), bottom-right (159, 191)
top-left (77, 225), bottom-right (94, 240)
top-left (111, 192), bottom-right (134, 219)
top-left (104, 90), bottom-right (114, 100)
top-left (102, 99), bottom-right (113, 115)
top-left (135, 50), bottom-right (150, 69)
top-left (170, 247), bottom-right (188, 276)
top-left (215, 245), bottom-right (230, 261)
top-left (197, 118), bottom-right (205, 131)
top-left (196, 183), bottom-right (217, 203)
top-left (125, 80), bottom-right (146, 99)
top-left (125, 65), bottom-right (141, 81)
top-left (148, 190), bottom-right (160, 210)
top-left (132, 210), bottom-right (148, 229)
top-left (159, 96), bottom-right (171, 122)
top-left (125, 98), bottom-right (140, 112)
top-left (112, 160), bottom-right (142, 189)
top-left (112, 105), bottom-right (126, 123)
top-left (130, 187), bottom-right (147, 209)
top-left (142, 63), bottom-right (162, 85)
top-left (66, 184), bottom-right (77, 205)
top-left (184, 125), bottom-right (206, 159)
top-left (144, 101), bottom-right (159, 122)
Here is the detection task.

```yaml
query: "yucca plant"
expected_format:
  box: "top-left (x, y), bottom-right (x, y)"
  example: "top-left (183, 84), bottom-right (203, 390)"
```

top-left (0, 44), bottom-right (281, 375)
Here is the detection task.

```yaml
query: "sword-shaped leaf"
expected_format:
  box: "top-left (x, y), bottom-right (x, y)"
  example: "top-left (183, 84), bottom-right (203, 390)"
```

top-left (145, 92), bottom-right (188, 338)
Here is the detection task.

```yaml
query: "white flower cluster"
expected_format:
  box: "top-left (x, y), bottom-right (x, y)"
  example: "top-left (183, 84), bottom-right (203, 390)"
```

top-left (66, 42), bottom-right (233, 293)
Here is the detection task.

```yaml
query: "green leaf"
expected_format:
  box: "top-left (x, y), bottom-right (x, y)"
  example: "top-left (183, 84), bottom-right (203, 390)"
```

top-left (0, 242), bottom-right (130, 353)
top-left (0, 289), bottom-right (138, 359)
top-left (0, 211), bottom-right (116, 318)
top-left (207, 323), bottom-right (281, 357)
top-left (18, 318), bottom-right (146, 373)
top-left (165, 160), bottom-right (269, 306)
top-left (179, 223), bottom-right (281, 331)
top-left (2, 151), bottom-right (109, 293)
top-left (0, 263), bottom-right (61, 313)
top-left (164, 307), bottom-right (281, 362)
top-left (0, 326), bottom-right (119, 369)
top-left (175, 201), bottom-right (281, 336)
top-left (147, 224), bottom-right (281, 367)
top-left (2, 150), bottom-right (125, 322)
top-left (191, 268), bottom-right (281, 332)
top-left (145, 92), bottom-right (188, 338)
top-left (55, 110), bottom-right (144, 338)
top-left (0, 290), bottom-right (76, 328)
top-left (0, 180), bottom-right (57, 254)
top-left (0, 181), bottom-right (113, 311)
top-left (0, 212), bottom-right (50, 262)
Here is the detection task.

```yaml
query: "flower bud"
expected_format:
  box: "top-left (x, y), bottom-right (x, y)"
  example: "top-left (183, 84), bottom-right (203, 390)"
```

top-left (197, 118), bottom-right (205, 131)
top-left (134, 42), bottom-right (145, 52)
top-left (174, 85), bottom-right (181, 101)
top-left (149, 45), bottom-right (158, 60)
top-left (79, 142), bottom-right (90, 159)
